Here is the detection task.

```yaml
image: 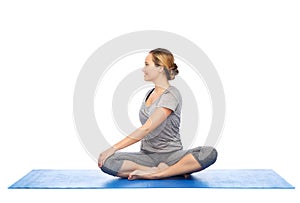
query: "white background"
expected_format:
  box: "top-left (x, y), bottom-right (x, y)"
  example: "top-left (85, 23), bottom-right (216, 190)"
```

top-left (1, 0), bottom-right (299, 202)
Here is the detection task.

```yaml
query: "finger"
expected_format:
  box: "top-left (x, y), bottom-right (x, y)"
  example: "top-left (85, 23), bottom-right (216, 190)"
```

top-left (98, 158), bottom-right (104, 168)
top-left (98, 157), bottom-right (102, 168)
top-left (98, 155), bottom-right (107, 168)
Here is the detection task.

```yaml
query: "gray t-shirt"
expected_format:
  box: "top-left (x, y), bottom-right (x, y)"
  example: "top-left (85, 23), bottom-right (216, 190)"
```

top-left (139, 86), bottom-right (183, 153)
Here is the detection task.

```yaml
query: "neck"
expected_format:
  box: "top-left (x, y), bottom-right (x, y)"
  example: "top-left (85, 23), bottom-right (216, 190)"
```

top-left (153, 78), bottom-right (170, 92)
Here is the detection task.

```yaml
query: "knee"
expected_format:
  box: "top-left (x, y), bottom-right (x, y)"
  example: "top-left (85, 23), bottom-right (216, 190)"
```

top-left (208, 146), bottom-right (218, 164)
top-left (100, 155), bottom-right (120, 176)
top-left (198, 146), bottom-right (218, 169)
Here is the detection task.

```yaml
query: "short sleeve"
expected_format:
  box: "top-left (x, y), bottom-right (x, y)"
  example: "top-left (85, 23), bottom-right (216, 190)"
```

top-left (156, 89), bottom-right (180, 111)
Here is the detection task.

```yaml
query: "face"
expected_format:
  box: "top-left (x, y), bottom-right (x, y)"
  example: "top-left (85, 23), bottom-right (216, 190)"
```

top-left (143, 54), bottom-right (161, 81)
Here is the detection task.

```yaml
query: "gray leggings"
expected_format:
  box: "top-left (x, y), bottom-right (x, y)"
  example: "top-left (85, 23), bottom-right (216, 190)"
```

top-left (101, 146), bottom-right (217, 176)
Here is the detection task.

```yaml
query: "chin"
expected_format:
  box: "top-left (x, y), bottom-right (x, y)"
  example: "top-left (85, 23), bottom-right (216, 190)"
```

top-left (143, 76), bottom-right (149, 81)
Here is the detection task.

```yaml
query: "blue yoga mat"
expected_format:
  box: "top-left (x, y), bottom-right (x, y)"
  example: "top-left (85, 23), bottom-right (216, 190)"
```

top-left (8, 169), bottom-right (294, 189)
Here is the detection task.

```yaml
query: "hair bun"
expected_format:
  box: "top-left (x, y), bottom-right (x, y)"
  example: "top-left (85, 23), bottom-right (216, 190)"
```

top-left (169, 63), bottom-right (179, 80)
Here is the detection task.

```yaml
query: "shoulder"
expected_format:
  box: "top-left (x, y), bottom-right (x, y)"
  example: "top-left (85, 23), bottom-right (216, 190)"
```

top-left (157, 86), bottom-right (181, 110)
top-left (164, 86), bottom-right (181, 99)
top-left (160, 86), bottom-right (182, 105)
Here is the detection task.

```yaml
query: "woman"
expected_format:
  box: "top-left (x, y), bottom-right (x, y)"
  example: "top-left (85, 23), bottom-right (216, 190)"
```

top-left (98, 48), bottom-right (217, 180)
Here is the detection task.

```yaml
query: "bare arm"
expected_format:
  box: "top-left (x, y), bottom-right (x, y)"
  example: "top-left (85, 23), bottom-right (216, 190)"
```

top-left (98, 107), bottom-right (172, 167)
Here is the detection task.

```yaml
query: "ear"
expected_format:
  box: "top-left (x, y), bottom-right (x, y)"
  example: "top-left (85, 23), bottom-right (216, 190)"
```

top-left (159, 67), bottom-right (164, 72)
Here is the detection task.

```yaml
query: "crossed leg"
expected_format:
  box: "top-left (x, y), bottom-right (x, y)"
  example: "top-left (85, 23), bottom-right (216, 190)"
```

top-left (116, 160), bottom-right (165, 178)
top-left (127, 153), bottom-right (201, 180)
top-left (116, 153), bottom-right (202, 180)
top-left (102, 146), bottom-right (217, 180)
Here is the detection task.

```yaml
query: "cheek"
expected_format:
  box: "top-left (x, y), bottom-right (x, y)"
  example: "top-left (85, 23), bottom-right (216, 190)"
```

top-left (144, 68), bottom-right (159, 78)
top-left (144, 68), bottom-right (151, 75)
top-left (147, 71), bottom-right (157, 77)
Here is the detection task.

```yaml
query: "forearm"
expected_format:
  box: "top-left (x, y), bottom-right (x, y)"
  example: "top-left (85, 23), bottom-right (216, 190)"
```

top-left (113, 107), bottom-right (171, 151)
top-left (112, 136), bottom-right (139, 151)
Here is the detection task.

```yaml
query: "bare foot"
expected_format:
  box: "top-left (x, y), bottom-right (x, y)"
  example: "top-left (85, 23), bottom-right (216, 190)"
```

top-left (128, 169), bottom-right (154, 180)
top-left (128, 162), bottom-right (169, 180)
top-left (157, 162), bottom-right (169, 170)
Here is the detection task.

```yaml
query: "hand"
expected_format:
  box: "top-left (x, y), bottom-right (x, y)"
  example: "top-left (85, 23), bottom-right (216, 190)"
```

top-left (98, 147), bottom-right (116, 168)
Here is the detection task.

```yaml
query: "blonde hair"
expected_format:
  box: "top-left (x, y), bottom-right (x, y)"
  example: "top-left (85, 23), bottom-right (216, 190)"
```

top-left (149, 48), bottom-right (179, 80)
